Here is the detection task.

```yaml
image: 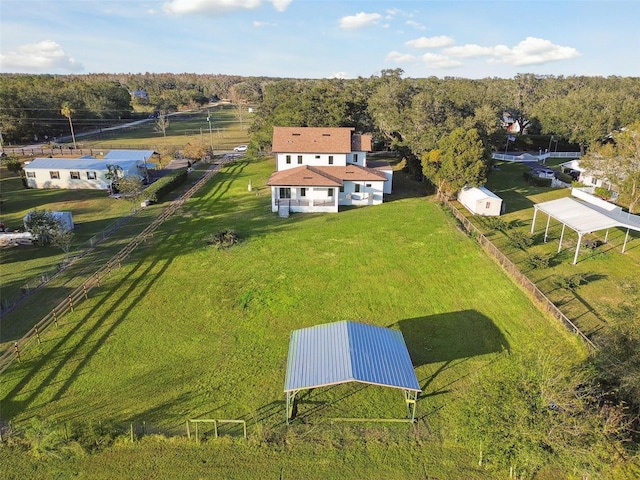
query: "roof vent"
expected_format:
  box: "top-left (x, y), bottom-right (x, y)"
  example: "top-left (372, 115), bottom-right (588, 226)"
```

top-left (322, 133), bottom-right (330, 136)
top-left (292, 133), bottom-right (301, 136)
top-left (303, 176), bottom-right (313, 179)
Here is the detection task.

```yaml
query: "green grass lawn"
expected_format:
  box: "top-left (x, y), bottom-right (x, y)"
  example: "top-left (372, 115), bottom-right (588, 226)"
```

top-left (1, 158), bottom-right (596, 478)
top-left (464, 160), bottom-right (640, 340)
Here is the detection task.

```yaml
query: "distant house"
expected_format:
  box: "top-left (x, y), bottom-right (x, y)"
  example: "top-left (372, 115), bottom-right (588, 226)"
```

top-left (559, 159), bottom-right (617, 194)
top-left (267, 127), bottom-right (392, 215)
top-left (131, 90), bottom-right (149, 101)
top-left (23, 150), bottom-right (155, 190)
top-left (457, 186), bottom-right (504, 216)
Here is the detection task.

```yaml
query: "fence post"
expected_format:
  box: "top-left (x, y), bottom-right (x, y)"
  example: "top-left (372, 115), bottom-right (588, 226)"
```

top-left (68, 295), bottom-right (74, 312)
top-left (35, 325), bottom-right (41, 344)
top-left (130, 423), bottom-right (134, 442)
top-left (13, 342), bottom-right (20, 363)
top-left (83, 285), bottom-right (88, 300)
top-left (53, 310), bottom-right (59, 327)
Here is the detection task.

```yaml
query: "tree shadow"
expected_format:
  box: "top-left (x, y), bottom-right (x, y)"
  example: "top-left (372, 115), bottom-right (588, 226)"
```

top-left (393, 310), bottom-right (510, 368)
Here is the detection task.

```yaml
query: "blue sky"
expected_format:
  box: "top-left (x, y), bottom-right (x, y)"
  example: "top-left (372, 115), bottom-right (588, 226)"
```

top-left (1, 0), bottom-right (638, 79)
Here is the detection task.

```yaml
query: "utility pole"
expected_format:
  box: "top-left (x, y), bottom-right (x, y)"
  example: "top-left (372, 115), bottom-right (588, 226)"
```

top-left (206, 110), bottom-right (214, 154)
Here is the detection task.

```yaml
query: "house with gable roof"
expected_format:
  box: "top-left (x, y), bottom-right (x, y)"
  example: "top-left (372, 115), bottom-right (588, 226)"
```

top-left (267, 127), bottom-right (392, 215)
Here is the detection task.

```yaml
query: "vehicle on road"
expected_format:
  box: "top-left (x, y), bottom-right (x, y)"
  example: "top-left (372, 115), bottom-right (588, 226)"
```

top-left (233, 145), bottom-right (248, 153)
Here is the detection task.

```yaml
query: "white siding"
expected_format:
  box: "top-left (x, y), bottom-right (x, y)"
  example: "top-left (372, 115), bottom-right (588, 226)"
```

top-left (276, 153), bottom-right (347, 171)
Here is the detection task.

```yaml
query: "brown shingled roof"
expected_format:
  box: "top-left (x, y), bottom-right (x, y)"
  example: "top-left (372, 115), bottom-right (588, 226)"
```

top-left (267, 165), bottom-right (387, 187)
top-left (272, 126), bottom-right (371, 154)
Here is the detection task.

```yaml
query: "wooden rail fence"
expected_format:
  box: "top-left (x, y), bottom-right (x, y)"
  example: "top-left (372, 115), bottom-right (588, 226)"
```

top-left (0, 158), bottom-right (235, 375)
top-left (441, 199), bottom-right (598, 351)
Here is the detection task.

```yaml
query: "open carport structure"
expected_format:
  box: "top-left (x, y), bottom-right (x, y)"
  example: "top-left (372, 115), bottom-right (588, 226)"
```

top-left (531, 197), bottom-right (640, 264)
top-left (284, 321), bottom-right (421, 424)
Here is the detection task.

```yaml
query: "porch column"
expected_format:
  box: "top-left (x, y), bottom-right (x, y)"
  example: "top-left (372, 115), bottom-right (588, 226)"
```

top-left (558, 223), bottom-right (566, 253)
top-left (530, 207), bottom-right (538, 234)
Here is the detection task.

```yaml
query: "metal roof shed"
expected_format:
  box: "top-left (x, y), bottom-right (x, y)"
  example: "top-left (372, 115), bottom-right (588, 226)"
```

top-left (284, 321), bottom-right (421, 423)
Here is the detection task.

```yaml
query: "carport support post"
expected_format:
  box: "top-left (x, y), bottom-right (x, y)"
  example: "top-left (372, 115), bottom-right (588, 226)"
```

top-left (573, 233), bottom-right (583, 265)
top-left (531, 207), bottom-right (538, 234)
top-left (622, 228), bottom-right (630, 253)
top-left (544, 214), bottom-right (551, 243)
top-left (604, 229), bottom-right (610, 244)
top-left (558, 224), bottom-right (566, 253)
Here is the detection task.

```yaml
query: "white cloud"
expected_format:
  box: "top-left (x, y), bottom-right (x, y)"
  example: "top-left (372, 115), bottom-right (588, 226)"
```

top-left (338, 12), bottom-right (382, 29)
top-left (445, 44), bottom-right (496, 58)
top-left (386, 51), bottom-right (416, 63)
top-left (330, 71), bottom-right (350, 79)
top-left (253, 20), bottom-right (275, 27)
top-left (406, 20), bottom-right (426, 31)
top-left (406, 35), bottom-right (455, 49)
top-left (498, 37), bottom-right (580, 66)
top-left (269, 0), bottom-right (292, 11)
top-left (421, 53), bottom-right (461, 69)
top-left (0, 40), bottom-right (83, 72)
top-left (445, 37), bottom-right (580, 66)
top-left (163, 0), bottom-right (267, 15)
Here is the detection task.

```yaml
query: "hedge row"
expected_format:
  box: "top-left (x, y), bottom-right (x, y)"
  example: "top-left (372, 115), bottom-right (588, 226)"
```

top-left (144, 170), bottom-right (188, 203)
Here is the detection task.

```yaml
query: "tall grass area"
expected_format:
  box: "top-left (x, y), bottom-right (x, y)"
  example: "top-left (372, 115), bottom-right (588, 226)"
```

top-left (2, 159), bottom-right (632, 478)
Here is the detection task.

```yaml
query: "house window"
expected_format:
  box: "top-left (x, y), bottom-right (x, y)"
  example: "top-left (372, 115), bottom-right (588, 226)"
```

top-left (328, 188), bottom-right (334, 197)
top-left (328, 155), bottom-right (334, 165)
top-left (355, 184), bottom-right (361, 193)
top-left (353, 154), bottom-right (358, 163)
top-left (366, 183), bottom-right (372, 188)
top-left (70, 171), bottom-right (80, 180)
top-left (300, 188), bottom-right (306, 197)
top-left (315, 155), bottom-right (320, 159)
top-left (50, 171), bottom-right (60, 179)
top-left (339, 185), bottom-right (344, 193)
top-left (26, 171), bottom-right (36, 178)
top-left (485, 202), bottom-right (491, 209)
top-left (590, 177), bottom-right (597, 186)
top-left (297, 155), bottom-right (303, 164)
top-left (286, 155), bottom-right (291, 164)
top-left (279, 187), bottom-right (291, 199)
top-left (87, 171), bottom-right (97, 180)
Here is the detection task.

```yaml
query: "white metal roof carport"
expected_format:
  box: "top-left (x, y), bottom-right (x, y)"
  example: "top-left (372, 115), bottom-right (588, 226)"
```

top-left (531, 197), bottom-right (640, 264)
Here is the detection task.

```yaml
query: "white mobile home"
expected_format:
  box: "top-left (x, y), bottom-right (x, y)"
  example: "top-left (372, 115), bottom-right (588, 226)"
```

top-left (458, 186), bottom-right (504, 216)
top-left (23, 150), bottom-right (155, 190)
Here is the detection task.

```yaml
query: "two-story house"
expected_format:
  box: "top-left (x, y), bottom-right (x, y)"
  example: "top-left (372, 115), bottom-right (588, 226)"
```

top-left (267, 127), bottom-right (392, 215)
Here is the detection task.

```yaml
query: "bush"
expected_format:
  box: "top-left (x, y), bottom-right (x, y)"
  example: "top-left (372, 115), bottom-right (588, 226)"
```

top-left (556, 172), bottom-right (574, 184)
top-left (522, 171), bottom-right (552, 187)
top-left (143, 170), bottom-right (188, 203)
top-left (508, 230), bottom-right (533, 250)
top-left (526, 253), bottom-right (551, 269)
top-left (594, 187), bottom-right (613, 200)
top-left (206, 229), bottom-right (238, 249)
top-left (486, 216), bottom-right (509, 232)
top-left (553, 273), bottom-right (587, 291)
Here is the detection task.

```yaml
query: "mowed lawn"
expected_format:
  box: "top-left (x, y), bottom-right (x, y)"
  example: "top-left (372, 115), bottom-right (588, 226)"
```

top-left (1, 158), bottom-right (586, 477)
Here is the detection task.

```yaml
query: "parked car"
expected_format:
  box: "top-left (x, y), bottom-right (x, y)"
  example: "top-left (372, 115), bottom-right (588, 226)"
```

top-left (233, 145), bottom-right (247, 153)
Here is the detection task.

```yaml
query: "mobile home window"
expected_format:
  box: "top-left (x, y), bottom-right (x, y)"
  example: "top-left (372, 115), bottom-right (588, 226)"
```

top-left (26, 171), bottom-right (36, 178)
top-left (286, 155), bottom-right (291, 164)
top-left (485, 202), bottom-right (491, 209)
top-left (50, 171), bottom-right (60, 179)
top-left (70, 171), bottom-right (80, 180)
top-left (366, 183), bottom-right (371, 188)
top-left (86, 171), bottom-right (97, 180)
top-left (297, 155), bottom-right (303, 164)
top-left (328, 155), bottom-right (334, 165)
top-left (355, 184), bottom-right (361, 193)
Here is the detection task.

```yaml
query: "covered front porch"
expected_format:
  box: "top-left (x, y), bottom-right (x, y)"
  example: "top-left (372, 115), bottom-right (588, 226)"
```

top-left (271, 186), bottom-right (338, 214)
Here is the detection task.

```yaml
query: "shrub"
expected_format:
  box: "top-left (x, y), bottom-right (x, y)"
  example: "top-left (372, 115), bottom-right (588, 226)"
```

top-left (508, 230), bottom-right (533, 250)
top-left (594, 187), bottom-right (613, 200)
top-left (206, 229), bottom-right (238, 249)
top-left (556, 172), bottom-right (574, 184)
top-left (553, 273), bottom-right (587, 291)
top-left (522, 171), bottom-right (552, 187)
top-left (143, 170), bottom-right (188, 203)
top-left (526, 253), bottom-right (551, 269)
top-left (486, 216), bottom-right (509, 232)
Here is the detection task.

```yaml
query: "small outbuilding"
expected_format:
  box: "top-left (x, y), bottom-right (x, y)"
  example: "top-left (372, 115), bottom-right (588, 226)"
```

top-left (457, 186), bottom-right (504, 216)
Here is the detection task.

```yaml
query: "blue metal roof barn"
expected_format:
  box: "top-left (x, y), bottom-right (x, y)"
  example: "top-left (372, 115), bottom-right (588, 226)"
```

top-left (284, 321), bottom-right (421, 423)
